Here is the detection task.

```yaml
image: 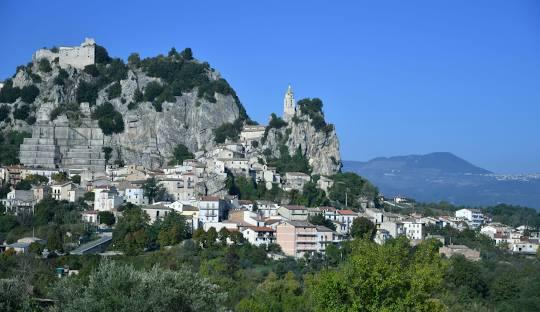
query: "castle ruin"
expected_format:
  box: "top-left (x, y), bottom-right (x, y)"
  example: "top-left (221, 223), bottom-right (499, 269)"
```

top-left (19, 103), bottom-right (106, 173)
top-left (32, 38), bottom-right (96, 69)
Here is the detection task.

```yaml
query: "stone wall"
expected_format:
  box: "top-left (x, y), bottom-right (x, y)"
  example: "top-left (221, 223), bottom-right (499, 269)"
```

top-left (32, 38), bottom-right (95, 69)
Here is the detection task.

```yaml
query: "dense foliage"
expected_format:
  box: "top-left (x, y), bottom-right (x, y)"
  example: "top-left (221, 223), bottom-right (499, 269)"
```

top-left (328, 172), bottom-right (379, 209)
top-left (297, 98), bottom-right (334, 134)
top-left (0, 131), bottom-right (31, 165)
top-left (168, 143), bottom-right (195, 166)
top-left (91, 102), bottom-right (124, 135)
top-left (213, 119), bottom-right (243, 144)
top-left (266, 145), bottom-right (311, 174)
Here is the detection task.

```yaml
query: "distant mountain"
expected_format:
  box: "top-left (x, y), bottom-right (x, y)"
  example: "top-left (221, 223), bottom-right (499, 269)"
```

top-left (344, 152), bottom-right (540, 210)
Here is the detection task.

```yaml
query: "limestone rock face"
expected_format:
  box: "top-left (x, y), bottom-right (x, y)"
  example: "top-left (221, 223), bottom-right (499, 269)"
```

top-left (262, 112), bottom-right (341, 176)
top-left (107, 88), bottom-right (239, 168)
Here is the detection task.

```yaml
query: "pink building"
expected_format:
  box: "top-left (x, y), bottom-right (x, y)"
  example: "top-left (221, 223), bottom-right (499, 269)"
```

top-left (276, 221), bottom-right (317, 258)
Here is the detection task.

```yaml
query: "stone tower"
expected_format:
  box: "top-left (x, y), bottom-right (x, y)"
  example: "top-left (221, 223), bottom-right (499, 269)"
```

top-left (283, 85), bottom-right (296, 121)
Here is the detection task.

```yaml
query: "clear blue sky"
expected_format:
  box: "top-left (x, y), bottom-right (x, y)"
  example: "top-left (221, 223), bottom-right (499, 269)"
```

top-left (1, 0), bottom-right (539, 173)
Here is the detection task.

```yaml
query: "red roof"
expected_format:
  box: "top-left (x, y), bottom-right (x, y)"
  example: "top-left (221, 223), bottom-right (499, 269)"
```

top-left (319, 206), bottom-right (337, 212)
top-left (338, 210), bottom-right (357, 215)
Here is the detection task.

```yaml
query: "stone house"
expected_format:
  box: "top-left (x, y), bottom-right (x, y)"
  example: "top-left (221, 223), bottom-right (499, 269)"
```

top-left (142, 205), bottom-right (173, 224)
top-left (283, 172), bottom-right (310, 191)
top-left (93, 187), bottom-right (123, 211)
top-left (124, 188), bottom-right (148, 205)
top-left (277, 205), bottom-right (308, 221)
top-left (51, 182), bottom-right (77, 201)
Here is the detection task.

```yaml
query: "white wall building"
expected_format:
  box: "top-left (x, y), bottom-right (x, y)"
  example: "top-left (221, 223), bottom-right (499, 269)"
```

top-left (455, 209), bottom-right (484, 229)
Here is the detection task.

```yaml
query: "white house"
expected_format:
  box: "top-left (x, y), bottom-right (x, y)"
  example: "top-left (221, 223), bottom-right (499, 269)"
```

top-left (93, 187), bottom-right (123, 211)
top-left (455, 209), bottom-right (484, 229)
top-left (241, 226), bottom-right (276, 247)
top-left (198, 196), bottom-right (227, 225)
top-left (402, 219), bottom-right (425, 240)
top-left (125, 188), bottom-right (148, 205)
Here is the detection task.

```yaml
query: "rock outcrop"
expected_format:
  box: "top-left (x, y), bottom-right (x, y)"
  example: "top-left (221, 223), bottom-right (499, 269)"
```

top-left (262, 112), bottom-right (341, 176)
top-left (0, 41), bottom-right (340, 176)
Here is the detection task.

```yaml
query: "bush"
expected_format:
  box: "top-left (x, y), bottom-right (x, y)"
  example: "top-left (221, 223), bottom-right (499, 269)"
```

top-left (54, 68), bottom-right (69, 85)
top-left (20, 85), bottom-right (40, 103)
top-left (98, 211), bottom-right (115, 226)
top-left (83, 64), bottom-right (100, 77)
top-left (92, 102), bottom-right (125, 135)
top-left (38, 58), bottom-right (52, 72)
top-left (180, 48), bottom-right (194, 60)
top-left (107, 82), bottom-right (122, 99)
top-left (0, 131), bottom-right (31, 165)
top-left (128, 53), bottom-right (141, 67)
top-left (13, 104), bottom-right (31, 121)
top-left (0, 105), bottom-right (11, 122)
top-left (168, 144), bottom-right (194, 165)
top-left (133, 89), bottom-right (143, 103)
top-left (143, 81), bottom-right (164, 102)
top-left (94, 45), bottom-right (112, 64)
top-left (0, 80), bottom-right (21, 103)
top-left (213, 121), bottom-right (241, 143)
top-left (76, 81), bottom-right (99, 105)
top-left (103, 59), bottom-right (128, 81)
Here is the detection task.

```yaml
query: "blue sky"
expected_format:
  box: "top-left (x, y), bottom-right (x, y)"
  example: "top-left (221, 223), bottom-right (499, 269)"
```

top-left (1, 0), bottom-right (539, 173)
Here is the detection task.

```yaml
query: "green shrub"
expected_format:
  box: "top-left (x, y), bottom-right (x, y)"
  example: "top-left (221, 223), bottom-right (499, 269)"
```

top-left (133, 89), bottom-right (143, 103)
top-left (127, 102), bottom-right (137, 110)
top-left (0, 131), bottom-right (31, 165)
top-left (103, 59), bottom-right (128, 81)
top-left (95, 44), bottom-right (112, 64)
top-left (20, 85), bottom-right (40, 103)
top-left (76, 81), bottom-right (99, 105)
top-left (38, 58), bottom-right (52, 72)
top-left (84, 64), bottom-right (100, 77)
top-left (0, 105), bottom-right (11, 122)
top-left (13, 104), bottom-right (31, 120)
top-left (213, 119), bottom-right (243, 143)
top-left (128, 53), bottom-right (141, 67)
top-left (107, 82), bottom-right (122, 99)
top-left (0, 80), bottom-right (21, 103)
top-left (180, 48), bottom-right (193, 60)
top-left (92, 102), bottom-right (124, 135)
top-left (144, 81), bottom-right (164, 102)
top-left (168, 144), bottom-right (194, 165)
top-left (54, 68), bottom-right (69, 85)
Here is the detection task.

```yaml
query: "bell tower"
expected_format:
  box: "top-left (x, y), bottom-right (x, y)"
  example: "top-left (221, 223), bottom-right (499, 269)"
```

top-left (283, 85), bottom-right (295, 121)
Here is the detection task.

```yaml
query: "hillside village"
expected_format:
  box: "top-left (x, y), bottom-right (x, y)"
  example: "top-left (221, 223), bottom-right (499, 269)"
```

top-left (0, 38), bottom-right (539, 311)
top-left (0, 39), bottom-right (537, 260)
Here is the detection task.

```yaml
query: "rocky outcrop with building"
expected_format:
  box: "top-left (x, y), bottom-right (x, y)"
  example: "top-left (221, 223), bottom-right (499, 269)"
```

top-left (0, 38), bottom-right (340, 177)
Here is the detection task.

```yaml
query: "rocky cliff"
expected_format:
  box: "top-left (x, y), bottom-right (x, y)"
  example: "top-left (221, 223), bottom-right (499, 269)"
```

top-left (0, 42), bottom-right (340, 175)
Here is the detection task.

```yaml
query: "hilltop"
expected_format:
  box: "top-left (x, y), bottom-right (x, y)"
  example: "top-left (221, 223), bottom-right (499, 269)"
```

top-left (0, 39), bottom-right (340, 176)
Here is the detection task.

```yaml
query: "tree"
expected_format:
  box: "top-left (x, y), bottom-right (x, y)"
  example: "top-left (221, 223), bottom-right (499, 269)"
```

top-left (24, 174), bottom-right (48, 185)
top-left (143, 177), bottom-right (166, 204)
top-left (157, 211), bottom-right (190, 247)
top-left (94, 45), bottom-right (111, 64)
top-left (181, 47), bottom-right (194, 60)
top-left (91, 102), bottom-right (124, 135)
top-left (308, 238), bottom-right (446, 312)
top-left (14, 180), bottom-right (32, 190)
top-left (328, 172), bottom-right (379, 209)
top-left (20, 85), bottom-right (40, 103)
top-left (106, 82), bottom-right (122, 99)
top-left (83, 191), bottom-right (95, 201)
top-left (52, 171), bottom-right (69, 183)
top-left (143, 81), bottom-right (164, 102)
top-left (0, 278), bottom-right (31, 311)
top-left (38, 58), bottom-right (52, 72)
top-left (112, 206), bottom-right (150, 254)
top-left (71, 174), bottom-right (81, 184)
top-left (237, 272), bottom-right (308, 312)
top-left (168, 144), bottom-right (194, 166)
top-left (0, 105), bottom-right (11, 122)
top-left (350, 217), bottom-right (376, 239)
top-left (50, 260), bottom-right (226, 312)
top-left (127, 53), bottom-right (141, 67)
top-left (13, 104), bottom-right (31, 121)
top-left (309, 213), bottom-right (336, 231)
top-left (98, 211), bottom-right (115, 226)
